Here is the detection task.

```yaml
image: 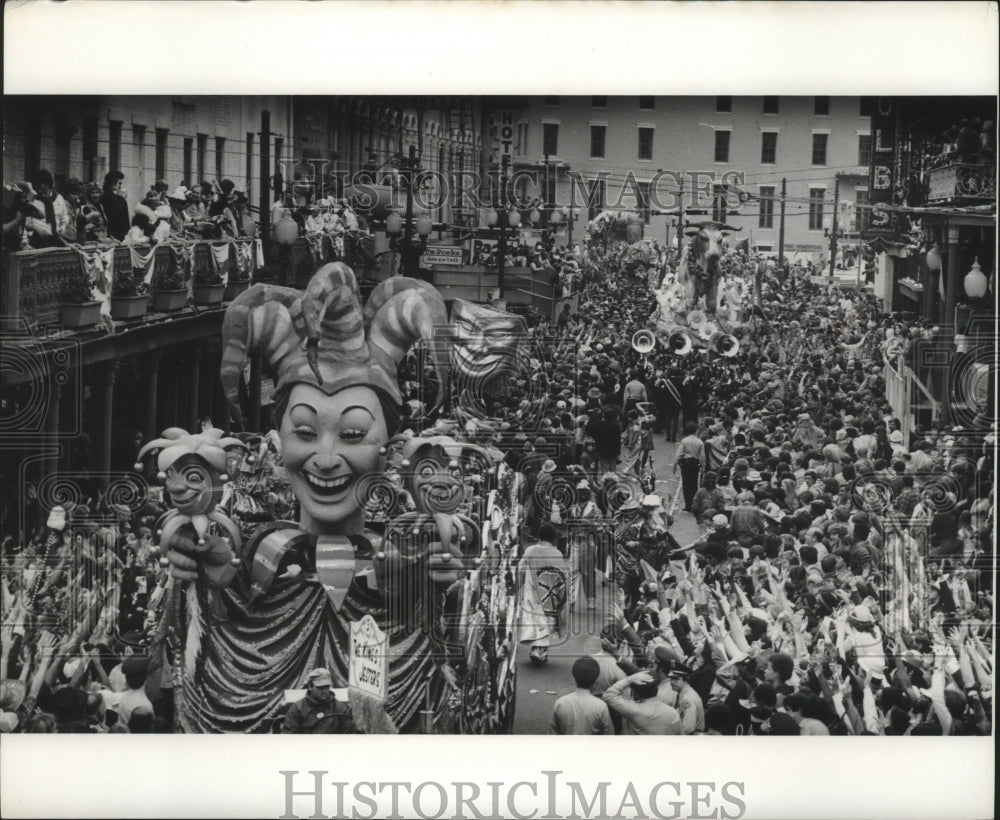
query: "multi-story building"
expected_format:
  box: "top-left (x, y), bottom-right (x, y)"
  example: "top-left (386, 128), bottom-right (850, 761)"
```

top-left (503, 95), bottom-right (874, 261)
top-left (861, 96), bottom-right (996, 435)
top-left (3, 95), bottom-right (294, 216)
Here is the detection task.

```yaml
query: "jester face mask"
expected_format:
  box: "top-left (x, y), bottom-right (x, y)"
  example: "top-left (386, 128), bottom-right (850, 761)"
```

top-left (450, 299), bottom-right (527, 382)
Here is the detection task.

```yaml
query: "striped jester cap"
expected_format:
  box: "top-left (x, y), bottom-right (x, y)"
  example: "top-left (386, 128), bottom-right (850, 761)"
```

top-left (220, 263), bottom-right (449, 427)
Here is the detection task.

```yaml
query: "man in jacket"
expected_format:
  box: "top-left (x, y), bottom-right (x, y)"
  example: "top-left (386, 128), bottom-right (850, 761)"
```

top-left (282, 668), bottom-right (357, 734)
top-left (602, 670), bottom-right (682, 735)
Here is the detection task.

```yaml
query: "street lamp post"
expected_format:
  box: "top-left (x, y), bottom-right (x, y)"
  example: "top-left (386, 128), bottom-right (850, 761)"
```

top-left (387, 145), bottom-right (432, 277)
top-left (486, 153), bottom-right (520, 300)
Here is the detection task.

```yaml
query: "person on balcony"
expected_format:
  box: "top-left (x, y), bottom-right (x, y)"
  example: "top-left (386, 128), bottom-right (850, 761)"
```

top-left (57, 178), bottom-right (87, 244)
top-left (24, 169), bottom-right (67, 249)
top-left (166, 187), bottom-right (194, 235)
top-left (208, 179), bottom-right (239, 238)
top-left (99, 171), bottom-right (130, 241)
top-left (2, 181), bottom-right (32, 250)
top-left (80, 182), bottom-right (109, 243)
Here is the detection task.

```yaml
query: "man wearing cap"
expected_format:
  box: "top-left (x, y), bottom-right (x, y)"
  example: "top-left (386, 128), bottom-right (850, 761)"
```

top-left (662, 661), bottom-right (705, 734)
top-left (282, 668), bottom-right (356, 734)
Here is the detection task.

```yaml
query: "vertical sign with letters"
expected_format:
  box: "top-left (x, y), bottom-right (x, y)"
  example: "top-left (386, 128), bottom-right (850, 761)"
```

top-left (492, 110), bottom-right (516, 159)
top-left (866, 97), bottom-right (898, 238)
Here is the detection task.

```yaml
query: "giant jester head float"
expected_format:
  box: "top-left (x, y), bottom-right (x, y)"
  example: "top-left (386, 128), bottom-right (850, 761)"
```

top-left (219, 263), bottom-right (449, 537)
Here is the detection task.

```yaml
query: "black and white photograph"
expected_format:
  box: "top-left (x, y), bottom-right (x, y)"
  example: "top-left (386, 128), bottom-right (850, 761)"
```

top-left (1, 2), bottom-right (996, 818)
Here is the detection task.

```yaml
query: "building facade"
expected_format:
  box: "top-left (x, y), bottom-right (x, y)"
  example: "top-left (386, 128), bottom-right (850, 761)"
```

top-left (4, 95), bottom-right (293, 217)
top-left (502, 95), bottom-right (873, 260)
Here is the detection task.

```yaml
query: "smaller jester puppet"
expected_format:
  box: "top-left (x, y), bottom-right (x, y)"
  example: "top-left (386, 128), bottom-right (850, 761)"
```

top-left (382, 437), bottom-right (481, 586)
top-left (134, 426), bottom-right (247, 631)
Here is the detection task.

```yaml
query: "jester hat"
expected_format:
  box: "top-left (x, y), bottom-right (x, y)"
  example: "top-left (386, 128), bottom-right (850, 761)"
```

top-left (219, 263), bottom-right (450, 427)
top-left (134, 426), bottom-right (247, 477)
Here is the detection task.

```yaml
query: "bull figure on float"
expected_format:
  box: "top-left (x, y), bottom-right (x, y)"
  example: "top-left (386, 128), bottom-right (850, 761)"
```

top-left (676, 221), bottom-right (742, 316)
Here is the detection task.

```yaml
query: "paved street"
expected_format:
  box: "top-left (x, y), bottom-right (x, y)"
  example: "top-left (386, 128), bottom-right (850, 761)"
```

top-left (511, 437), bottom-right (701, 733)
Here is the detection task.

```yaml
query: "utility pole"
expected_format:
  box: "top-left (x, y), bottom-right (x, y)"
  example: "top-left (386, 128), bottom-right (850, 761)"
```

top-left (567, 177), bottom-right (574, 249)
top-left (498, 153), bottom-right (510, 300)
top-left (401, 145), bottom-right (420, 277)
top-left (260, 110), bottom-right (271, 251)
top-left (829, 176), bottom-right (840, 284)
top-left (777, 177), bottom-right (786, 269)
top-left (479, 101), bottom-right (491, 210)
top-left (677, 176), bottom-right (685, 247)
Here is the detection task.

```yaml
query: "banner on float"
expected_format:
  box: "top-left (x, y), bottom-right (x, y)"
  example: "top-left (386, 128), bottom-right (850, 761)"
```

top-left (349, 614), bottom-right (388, 700)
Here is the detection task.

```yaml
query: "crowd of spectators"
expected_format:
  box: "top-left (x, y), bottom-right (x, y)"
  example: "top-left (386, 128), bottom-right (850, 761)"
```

top-left (0, 226), bottom-right (993, 736)
top-left (2, 168), bottom-right (373, 255)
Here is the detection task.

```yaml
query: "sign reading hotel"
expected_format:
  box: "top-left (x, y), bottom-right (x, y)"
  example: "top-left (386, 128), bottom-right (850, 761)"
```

top-left (349, 614), bottom-right (388, 700)
top-left (492, 109), bottom-right (516, 158)
top-left (422, 245), bottom-right (465, 266)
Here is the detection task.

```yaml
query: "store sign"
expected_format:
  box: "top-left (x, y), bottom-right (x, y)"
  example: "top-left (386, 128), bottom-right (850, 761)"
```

top-left (866, 97), bottom-right (897, 237)
top-left (492, 109), bottom-right (516, 158)
top-left (422, 245), bottom-right (464, 266)
top-left (469, 238), bottom-right (498, 264)
top-left (349, 615), bottom-right (388, 700)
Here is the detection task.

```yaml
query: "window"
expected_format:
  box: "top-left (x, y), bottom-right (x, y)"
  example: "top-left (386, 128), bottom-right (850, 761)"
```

top-left (542, 123), bottom-right (559, 156)
top-left (716, 96), bottom-right (731, 113)
top-left (808, 188), bottom-right (825, 230)
top-left (639, 96), bottom-right (654, 111)
top-left (714, 129), bottom-right (731, 163)
top-left (215, 136), bottom-right (226, 181)
top-left (859, 97), bottom-right (876, 117)
top-left (761, 131), bottom-right (777, 164)
top-left (196, 133), bottom-right (208, 182)
top-left (246, 132), bottom-right (254, 191)
top-left (590, 125), bottom-right (606, 159)
top-left (854, 189), bottom-right (869, 231)
top-left (712, 184), bottom-right (727, 223)
top-left (857, 133), bottom-right (872, 167)
top-left (109, 120), bottom-right (122, 174)
top-left (82, 118), bottom-right (98, 183)
top-left (638, 181), bottom-right (651, 224)
top-left (758, 185), bottom-right (775, 228)
top-left (811, 133), bottom-right (828, 166)
top-left (155, 128), bottom-right (169, 182)
top-left (54, 124), bottom-right (73, 188)
top-left (638, 127), bottom-right (654, 161)
top-left (587, 178), bottom-right (605, 221)
top-left (543, 96), bottom-right (559, 106)
top-left (24, 117), bottom-right (40, 178)
top-left (763, 96), bottom-right (779, 114)
top-left (133, 125), bottom-right (146, 191)
top-left (591, 96), bottom-right (607, 108)
top-left (814, 96), bottom-right (830, 116)
top-left (183, 137), bottom-right (193, 185)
